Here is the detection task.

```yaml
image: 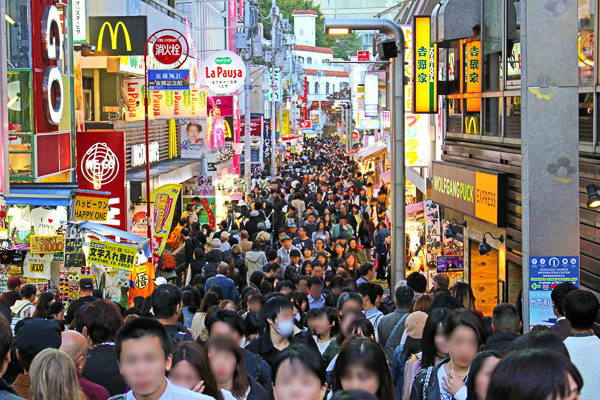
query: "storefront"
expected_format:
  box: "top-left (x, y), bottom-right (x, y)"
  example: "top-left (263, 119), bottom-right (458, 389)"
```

top-left (431, 161), bottom-right (508, 316)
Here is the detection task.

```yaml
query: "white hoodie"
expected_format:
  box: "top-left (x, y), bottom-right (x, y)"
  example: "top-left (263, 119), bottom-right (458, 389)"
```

top-left (10, 299), bottom-right (35, 319)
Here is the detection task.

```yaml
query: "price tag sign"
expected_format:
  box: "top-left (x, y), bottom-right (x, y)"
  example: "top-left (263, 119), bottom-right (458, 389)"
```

top-left (87, 240), bottom-right (137, 271)
top-left (30, 235), bottom-right (64, 254)
top-left (74, 196), bottom-right (109, 221)
top-left (30, 262), bottom-right (45, 273)
top-left (11, 266), bottom-right (22, 275)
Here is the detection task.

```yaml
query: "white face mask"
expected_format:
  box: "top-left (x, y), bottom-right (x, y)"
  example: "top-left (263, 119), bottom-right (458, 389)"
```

top-left (273, 319), bottom-right (295, 337)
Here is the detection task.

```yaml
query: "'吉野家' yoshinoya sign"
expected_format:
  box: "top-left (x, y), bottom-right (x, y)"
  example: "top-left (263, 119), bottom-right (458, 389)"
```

top-left (432, 161), bottom-right (507, 226)
top-left (203, 50), bottom-right (246, 94)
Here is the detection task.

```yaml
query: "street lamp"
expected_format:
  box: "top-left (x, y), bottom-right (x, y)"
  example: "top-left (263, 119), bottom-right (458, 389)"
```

top-left (325, 18), bottom-right (406, 290)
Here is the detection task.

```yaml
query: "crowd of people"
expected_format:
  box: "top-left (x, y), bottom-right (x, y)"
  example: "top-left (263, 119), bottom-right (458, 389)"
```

top-left (0, 138), bottom-right (596, 400)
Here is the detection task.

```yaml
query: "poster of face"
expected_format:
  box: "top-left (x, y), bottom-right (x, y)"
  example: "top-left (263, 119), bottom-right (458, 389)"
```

top-left (198, 176), bottom-right (215, 196)
top-left (424, 201), bottom-right (442, 260)
top-left (181, 119), bottom-right (208, 159)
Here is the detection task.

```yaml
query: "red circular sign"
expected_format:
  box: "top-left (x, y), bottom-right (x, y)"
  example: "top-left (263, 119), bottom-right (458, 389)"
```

top-left (153, 35), bottom-right (183, 65)
top-left (352, 131), bottom-right (358, 140)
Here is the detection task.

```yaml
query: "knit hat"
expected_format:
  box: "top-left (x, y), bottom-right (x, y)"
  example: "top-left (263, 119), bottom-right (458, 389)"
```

top-left (405, 311), bottom-right (428, 339)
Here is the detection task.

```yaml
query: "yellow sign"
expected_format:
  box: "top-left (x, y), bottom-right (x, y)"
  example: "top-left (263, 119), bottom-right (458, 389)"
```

top-left (475, 171), bottom-right (499, 226)
top-left (74, 196), bottom-right (109, 221)
top-left (30, 263), bottom-right (45, 273)
top-left (465, 116), bottom-right (479, 134)
top-left (11, 266), bottom-right (22, 275)
top-left (30, 235), bottom-right (64, 254)
top-left (26, 278), bottom-right (46, 284)
top-left (413, 16), bottom-right (438, 113)
top-left (277, 111), bottom-right (291, 138)
top-left (98, 21), bottom-right (131, 52)
top-left (87, 240), bottom-right (138, 271)
top-left (463, 40), bottom-right (482, 112)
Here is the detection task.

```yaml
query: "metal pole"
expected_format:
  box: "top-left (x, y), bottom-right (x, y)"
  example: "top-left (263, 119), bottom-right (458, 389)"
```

top-left (244, 62), bottom-right (252, 189)
top-left (270, 4), bottom-right (277, 176)
top-left (143, 39), bottom-right (153, 245)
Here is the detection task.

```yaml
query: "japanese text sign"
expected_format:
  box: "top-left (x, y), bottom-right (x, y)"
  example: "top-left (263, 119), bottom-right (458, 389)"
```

top-left (148, 70), bottom-right (190, 91)
top-left (203, 50), bottom-right (246, 94)
top-left (463, 40), bottom-right (481, 112)
top-left (151, 184), bottom-right (181, 264)
top-left (73, 196), bottom-right (109, 221)
top-left (401, 25), bottom-right (413, 113)
top-left (413, 16), bottom-right (438, 113)
top-left (87, 240), bottom-right (138, 271)
top-left (30, 235), bottom-right (64, 254)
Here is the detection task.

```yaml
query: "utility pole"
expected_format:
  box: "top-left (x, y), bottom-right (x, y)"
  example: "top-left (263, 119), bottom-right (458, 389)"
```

top-left (270, 2), bottom-right (278, 176)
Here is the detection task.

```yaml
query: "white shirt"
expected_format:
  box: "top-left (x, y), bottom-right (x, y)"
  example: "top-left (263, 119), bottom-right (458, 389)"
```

top-left (436, 366), bottom-right (467, 400)
top-left (125, 379), bottom-right (215, 400)
top-left (564, 334), bottom-right (600, 400)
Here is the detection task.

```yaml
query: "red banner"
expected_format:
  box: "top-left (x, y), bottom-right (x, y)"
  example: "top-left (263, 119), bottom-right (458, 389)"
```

top-left (76, 132), bottom-right (127, 232)
top-left (208, 96), bottom-right (234, 116)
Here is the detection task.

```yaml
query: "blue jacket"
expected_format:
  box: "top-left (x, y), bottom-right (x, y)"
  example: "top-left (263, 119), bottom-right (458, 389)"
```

top-left (205, 275), bottom-right (238, 302)
top-left (375, 229), bottom-right (390, 254)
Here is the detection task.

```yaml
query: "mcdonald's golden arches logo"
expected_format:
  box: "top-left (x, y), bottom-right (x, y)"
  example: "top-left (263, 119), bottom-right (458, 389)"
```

top-left (98, 21), bottom-right (131, 52)
top-left (465, 116), bottom-right (479, 135)
top-left (88, 17), bottom-right (147, 56)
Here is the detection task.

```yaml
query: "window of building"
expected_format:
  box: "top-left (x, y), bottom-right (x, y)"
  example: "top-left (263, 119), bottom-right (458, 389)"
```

top-left (307, 57), bottom-right (313, 65)
top-left (340, 82), bottom-right (349, 90)
top-left (315, 82), bottom-right (319, 94)
top-left (579, 0), bottom-right (594, 86)
top-left (298, 56), bottom-right (305, 64)
top-left (332, 84), bottom-right (335, 93)
top-left (326, 82), bottom-right (330, 94)
top-left (322, 59), bottom-right (330, 66)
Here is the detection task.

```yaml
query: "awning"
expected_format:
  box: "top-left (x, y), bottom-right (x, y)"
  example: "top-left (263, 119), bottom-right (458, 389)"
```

top-left (357, 141), bottom-right (388, 161)
top-left (73, 220), bottom-right (151, 257)
top-left (3, 183), bottom-right (78, 207)
top-left (128, 158), bottom-right (202, 202)
top-left (395, 0), bottom-right (440, 25)
top-left (346, 148), bottom-right (360, 156)
top-left (431, 0), bottom-right (480, 44)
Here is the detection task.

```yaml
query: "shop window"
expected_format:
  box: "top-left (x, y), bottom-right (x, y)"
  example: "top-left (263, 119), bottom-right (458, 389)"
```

top-left (580, 92), bottom-right (593, 142)
top-left (484, 97), bottom-right (502, 136)
top-left (6, 0), bottom-right (31, 69)
top-left (579, 0), bottom-right (594, 86)
top-left (505, 96), bottom-right (521, 138)
top-left (447, 98), bottom-right (462, 134)
top-left (483, 0), bottom-right (503, 91)
top-left (505, 41), bottom-right (521, 88)
top-left (7, 70), bottom-right (33, 178)
top-left (322, 59), bottom-right (330, 66)
top-left (298, 56), bottom-right (304, 64)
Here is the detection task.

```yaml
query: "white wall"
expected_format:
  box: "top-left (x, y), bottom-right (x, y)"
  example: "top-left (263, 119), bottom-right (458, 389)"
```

top-left (293, 14), bottom-right (317, 47)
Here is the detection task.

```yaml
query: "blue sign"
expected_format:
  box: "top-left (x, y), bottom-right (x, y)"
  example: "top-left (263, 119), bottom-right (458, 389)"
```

top-left (263, 119), bottom-right (272, 161)
top-left (529, 256), bottom-right (579, 326)
top-left (364, 104), bottom-right (378, 118)
top-left (147, 69), bottom-right (190, 91)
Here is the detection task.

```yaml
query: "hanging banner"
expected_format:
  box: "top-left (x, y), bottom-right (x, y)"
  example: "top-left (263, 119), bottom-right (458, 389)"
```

top-left (413, 16), bottom-right (438, 113)
top-left (151, 184), bottom-right (182, 263)
top-left (151, 90), bottom-right (175, 120)
top-left (277, 111), bottom-right (291, 138)
top-left (207, 111), bottom-right (230, 149)
top-left (73, 196), bottom-right (109, 221)
top-left (263, 118), bottom-right (272, 161)
top-left (23, 253), bottom-right (53, 281)
top-left (30, 235), bottom-right (64, 254)
top-left (401, 25), bottom-right (414, 113)
top-left (198, 197), bottom-right (217, 230)
top-left (463, 40), bottom-right (482, 112)
top-left (208, 96), bottom-right (234, 116)
top-left (181, 119), bottom-right (208, 158)
top-left (203, 50), bottom-right (246, 94)
top-left (123, 78), bottom-right (147, 122)
top-left (405, 114), bottom-right (430, 167)
top-left (87, 239), bottom-right (138, 271)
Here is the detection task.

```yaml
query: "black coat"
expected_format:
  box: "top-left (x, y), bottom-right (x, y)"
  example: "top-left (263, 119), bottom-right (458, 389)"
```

top-left (242, 348), bottom-right (272, 394)
top-left (82, 344), bottom-right (127, 397)
top-left (410, 359), bottom-right (450, 400)
top-left (247, 377), bottom-right (271, 400)
top-left (203, 250), bottom-right (223, 278)
top-left (484, 332), bottom-right (519, 354)
top-left (244, 217), bottom-right (261, 238)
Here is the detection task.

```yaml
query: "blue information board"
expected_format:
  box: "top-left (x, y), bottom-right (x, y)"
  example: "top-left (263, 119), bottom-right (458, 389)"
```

top-left (147, 69), bottom-right (190, 91)
top-left (529, 256), bottom-right (579, 326)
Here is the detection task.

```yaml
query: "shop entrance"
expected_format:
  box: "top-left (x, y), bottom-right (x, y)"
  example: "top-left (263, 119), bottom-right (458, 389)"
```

top-left (469, 239), bottom-right (498, 317)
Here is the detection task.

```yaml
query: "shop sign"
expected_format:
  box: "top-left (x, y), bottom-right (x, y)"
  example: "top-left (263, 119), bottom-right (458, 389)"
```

top-left (413, 16), bottom-right (438, 113)
top-left (357, 50), bottom-right (369, 61)
top-left (203, 50), bottom-right (246, 94)
top-left (263, 118), bottom-right (272, 160)
top-left (151, 184), bottom-right (181, 264)
top-left (208, 96), bottom-right (234, 116)
top-left (76, 131), bottom-right (127, 232)
top-left (131, 205), bottom-right (149, 238)
top-left (72, 0), bottom-right (87, 43)
top-left (529, 256), bottom-right (579, 326)
top-left (131, 142), bottom-right (160, 167)
top-left (181, 120), bottom-right (208, 159)
top-left (401, 25), bottom-right (413, 112)
top-left (198, 197), bottom-right (216, 230)
top-left (276, 111), bottom-right (291, 138)
top-left (88, 16), bottom-right (147, 56)
top-left (73, 196), bottom-right (109, 221)
top-left (432, 161), bottom-right (507, 226)
top-left (147, 69), bottom-right (190, 91)
top-left (30, 235), bottom-right (64, 253)
top-left (463, 40), bottom-right (481, 112)
top-left (364, 74), bottom-right (379, 117)
top-left (299, 121), bottom-right (312, 129)
top-left (240, 119), bottom-right (263, 136)
top-left (123, 78), bottom-right (146, 122)
top-left (23, 253), bottom-right (53, 281)
top-left (87, 239), bottom-right (137, 271)
top-left (405, 114), bottom-right (429, 167)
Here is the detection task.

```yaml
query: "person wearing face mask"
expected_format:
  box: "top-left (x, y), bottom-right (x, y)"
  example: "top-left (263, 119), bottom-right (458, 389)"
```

top-left (245, 296), bottom-right (302, 366)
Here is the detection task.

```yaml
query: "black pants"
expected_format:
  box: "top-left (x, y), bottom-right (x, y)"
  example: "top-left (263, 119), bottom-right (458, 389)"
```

top-left (376, 252), bottom-right (387, 280)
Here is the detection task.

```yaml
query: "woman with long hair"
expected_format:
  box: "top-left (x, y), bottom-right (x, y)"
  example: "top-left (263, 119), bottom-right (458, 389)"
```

top-left (32, 291), bottom-right (55, 319)
top-left (312, 307), bottom-right (340, 363)
top-left (465, 351), bottom-right (501, 400)
top-left (333, 337), bottom-right (395, 400)
top-left (271, 345), bottom-right (328, 400)
top-left (329, 243), bottom-right (346, 271)
top-left (451, 282), bottom-right (478, 313)
top-left (358, 212), bottom-right (375, 262)
top-left (182, 290), bottom-right (198, 329)
top-left (410, 309), bottom-right (488, 400)
top-left (168, 342), bottom-right (224, 400)
top-left (341, 253), bottom-right (360, 280)
top-left (312, 221), bottom-right (331, 246)
top-left (206, 336), bottom-right (268, 400)
top-left (346, 238), bottom-right (367, 265)
top-left (30, 348), bottom-right (85, 400)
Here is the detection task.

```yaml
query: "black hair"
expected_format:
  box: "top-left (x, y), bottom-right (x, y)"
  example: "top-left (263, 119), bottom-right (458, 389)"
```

top-left (507, 327), bottom-right (570, 359)
top-left (0, 315), bottom-right (11, 367)
top-left (266, 249), bottom-right (278, 261)
top-left (244, 311), bottom-right (267, 338)
top-left (491, 303), bottom-right (520, 334)
top-left (421, 308), bottom-right (451, 368)
top-left (329, 275), bottom-right (345, 290)
top-left (563, 289), bottom-right (599, 331)
top-left (314, 306), bottom-right (340, 337)
top-left (276, 280), bottom-right (295, 292)
top-left (431, 292), bottom-right (463, 311)
top-left (249, 271), bottom-right (265, 288)
top-left (331, 391), bottom-right (378, 400)
top-left (132, 296), bottom-right (145, 310)
top-left (550, 282), bottom-right (578, 317)
top-left (406, 271), bottom-right (428, 293)
top-left (19, 284), bottom-right (36, 300)
top-left (289, 249), bottom-right (301, 258)
top-left (466, 351), bottom-right (502, 400)
top-left (445, 309), bottom-right (488, 349)
top-left (358, 263), bottom-right (374, 278)
top-left (201, 292), bottom-right (221, 312)
top-left (263, 296), bottom-right (293, 322)
top-left (206, 309), bottom-right (245, 337)
top-left (47, 301), bottom-right (65, 319)
top-left (115, 317), bottom-right (172, 361)
top-left (487, 349), bottom-right (583, 400)
top-left (264, 262), bottom-right (280, 274)
top-left (336, 292), bottom-right (363, 311)
top-left (333, 337), bottom-right (395, 400)
top-left (194, 248), bottom-right (205, 259)
top-left (357, 282), bottom-right (377, 305)
top-left (271, 344), bottom-right (326, 386)
top-left (151, 284), bottom-right (182, 320)
top-left (402, 336), bottom-right (422, 361)
top-left (307, 276), bottom-right (323, 289)
top-left (181, 227), bottom-right (191, 237)
top-left (84, 299), bottom-right (124, 345)
top-left (395, 286), bottom-right (414, 309)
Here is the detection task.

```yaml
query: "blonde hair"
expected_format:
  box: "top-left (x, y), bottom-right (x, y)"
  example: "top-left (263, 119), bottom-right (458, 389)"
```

top-left (256, 231), bottom-right (271, 243)
top-left (30, 348), bottom-right (83, 400)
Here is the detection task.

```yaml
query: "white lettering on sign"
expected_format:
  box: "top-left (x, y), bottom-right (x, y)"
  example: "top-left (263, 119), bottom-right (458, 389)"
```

top-left (42, 5), bottom-right (63, 125)
top-left (131, 142), bottom-right (160, 167)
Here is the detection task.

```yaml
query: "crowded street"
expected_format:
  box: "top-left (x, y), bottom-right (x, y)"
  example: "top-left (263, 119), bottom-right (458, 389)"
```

top-left (0, 0), bottom-right (597, 400)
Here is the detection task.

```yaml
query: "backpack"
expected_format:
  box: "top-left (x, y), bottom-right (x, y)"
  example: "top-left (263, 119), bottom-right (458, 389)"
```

top-left (158, 251), bottom-right (176, 272)
top-left (166, 225), bottom-right (183, 250)
top-left (263, 210), bottom-right (273, 230)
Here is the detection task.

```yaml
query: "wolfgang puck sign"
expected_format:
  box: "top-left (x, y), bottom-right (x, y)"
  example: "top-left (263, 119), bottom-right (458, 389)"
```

top-left (203, 50), bottom-right (246, 94)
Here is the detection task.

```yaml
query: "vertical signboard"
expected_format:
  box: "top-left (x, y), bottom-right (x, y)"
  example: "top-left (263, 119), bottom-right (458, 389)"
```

top-left (364, 74), bottom-right (379, 117)
top-left (401, 25), bottom-right (414, 113)
top-left (76, 132), bottom-right (127, 232)
top-left (463, 40), bottom-right (482, 112)
top-left (263, 118), bottom-right (272, 161)
top-left (413, 16), bottom-right (438, 113)
top-left (405, 114), bottom-right (430, 167)
top-left (72, 0), bottom-right (88, 43)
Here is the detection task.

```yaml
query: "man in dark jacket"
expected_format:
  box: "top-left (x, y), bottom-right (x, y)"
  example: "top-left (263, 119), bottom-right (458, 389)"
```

top-left (550, 281), bottom-right (578, 340)
top-left (152, 284), bottom-right (193, 343)
top-left (244, 210), bottom-right (261, 238)
top-left (0, 313), bottom-right (22, 400)
top-left (204, 244), bottom-right (224, 278)
top-left (65, 278), bottom-right (97, 325)
top-left (204, 263), bottom-right (238, 302)
top-left (0, 277), bottom-right (22, 310)
top-left (188, 248), bottom-right (206, 283)
top-left (484, 303), bottom-right (521, 354)
top-left (205, 310), bottom-right (272, 393)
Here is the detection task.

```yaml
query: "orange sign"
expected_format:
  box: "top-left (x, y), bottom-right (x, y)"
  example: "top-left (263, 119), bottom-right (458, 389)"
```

top-left (463, 40), bottom-right (481, 112)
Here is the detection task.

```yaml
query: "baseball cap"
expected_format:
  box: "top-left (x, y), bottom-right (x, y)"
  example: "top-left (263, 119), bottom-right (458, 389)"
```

top-left (15, 319), bottom-right (62, 359)
top-left (79, 278), bottom-right (94, 290)
top-left (405, 311), bottom-right (428, 340)
top-left (250, 210), bottom-right (260, 217)
top-left (154, 277), bottom-right (168, 286)
top-left (221, 232), bottom-right (230, 240)
top-left (281, 235), bottom-right (291, 242)
top-left (7, 276), bottom-right (22, 290)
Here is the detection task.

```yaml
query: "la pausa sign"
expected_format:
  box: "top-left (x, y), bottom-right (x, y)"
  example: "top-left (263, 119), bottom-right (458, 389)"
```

top-left (204, 50), bottom-right (245, 94)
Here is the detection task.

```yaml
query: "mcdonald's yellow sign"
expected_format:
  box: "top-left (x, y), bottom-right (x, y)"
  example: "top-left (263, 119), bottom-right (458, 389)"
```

top-left (465, 116), bottom-right (479, 135)
top-left (89, 17), bottom-right (147, 56)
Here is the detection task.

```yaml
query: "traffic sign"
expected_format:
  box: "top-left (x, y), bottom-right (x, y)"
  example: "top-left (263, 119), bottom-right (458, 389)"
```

top-left (357, 50), bottom-right (370, 61)
top-left (147, 69), bottom-right (190, 91)
top-left (153, 35), bottom-right (184, 65)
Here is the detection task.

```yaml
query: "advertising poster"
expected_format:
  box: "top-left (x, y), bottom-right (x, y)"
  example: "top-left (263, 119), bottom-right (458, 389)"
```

top-left (263, 118), bottom-right (272, 161)
top-left (424, 201), bottom-right (442, 262)
top-left (151, 184), bottom-right (182, 264)
top-left (131, 205), bottom-right (149, 238)
top-left (207, 111), bottom-right (230, 149)
top-left (180, 119), bottom-right (208, 158)
top-left (151, 90), bottom-right (176, 120)
top-left (87, 240), bottom-right (138, 271)
top-left (123, 78), bottom-right (147, 122)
